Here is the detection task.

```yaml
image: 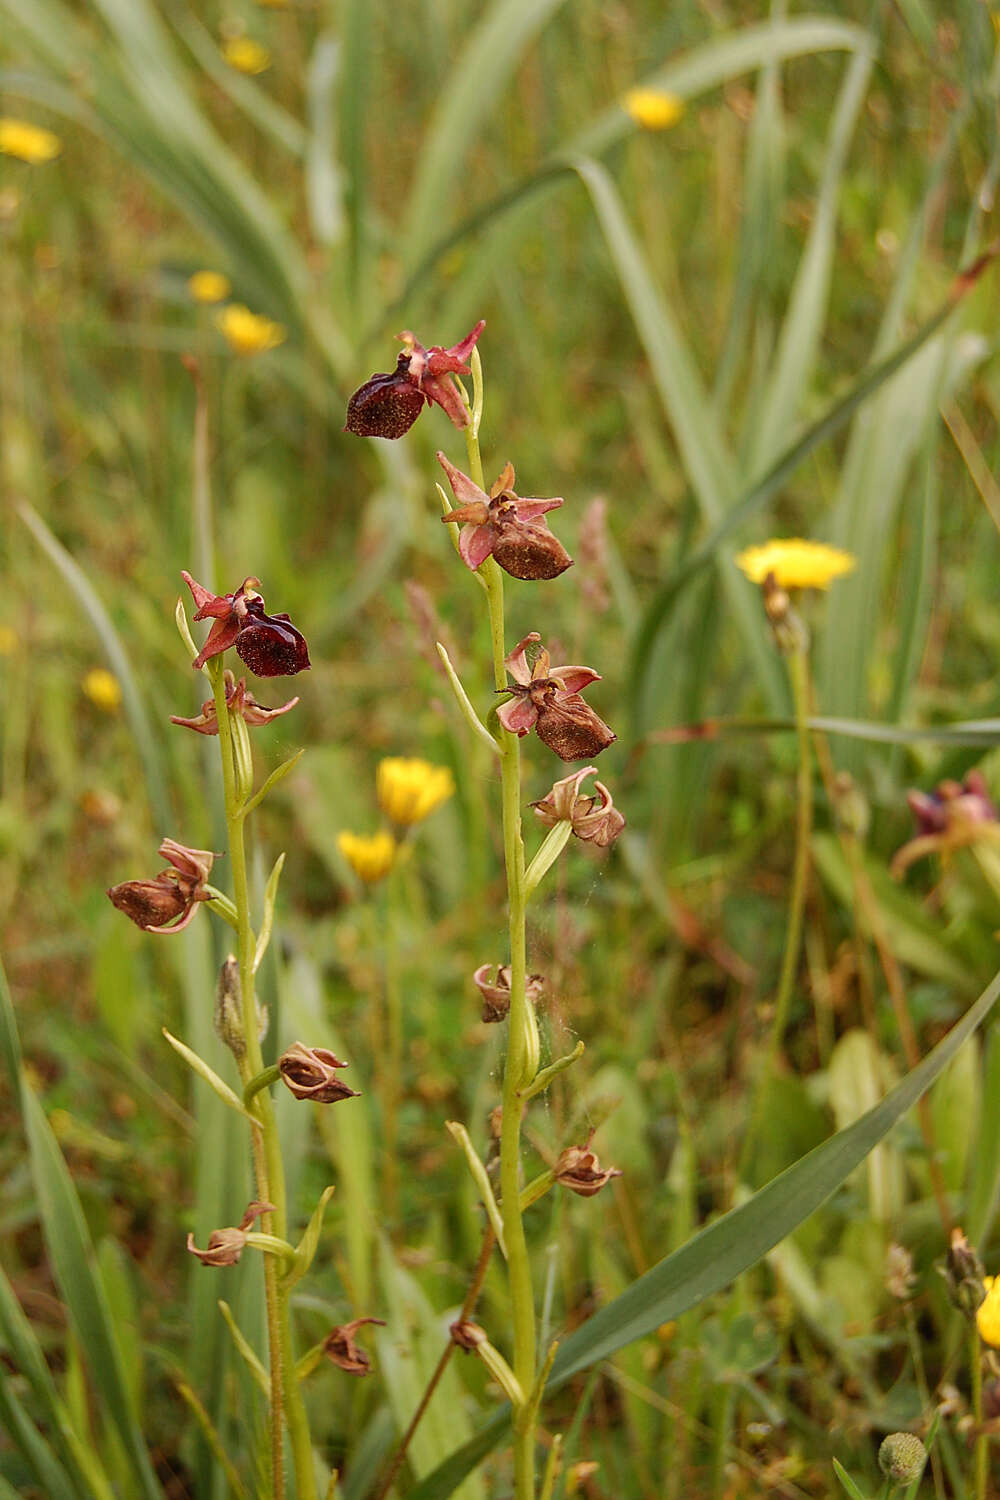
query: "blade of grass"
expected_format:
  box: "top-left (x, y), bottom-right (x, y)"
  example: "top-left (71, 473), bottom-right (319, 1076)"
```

top-left (570, 153), bottom-right (785, 711)
top-left (406, 959), bottom-right (1000, 1497)
top-left (18, 501), bottom-right (170, 832)
top-left (402, 0), bottom-right (569, 267)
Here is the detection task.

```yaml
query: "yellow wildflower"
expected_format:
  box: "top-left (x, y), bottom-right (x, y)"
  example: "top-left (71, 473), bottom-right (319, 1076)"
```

top-left (0, 625), bottom-right (18, 656)
top-left (188, 269), bottom-right (231, 304)
top-left (82, 668), bottom-right (123, 713)
top-left (337, 831), bottom-right (396, 885)
top-left (0, 118), bottom-right (62, 165)
top-left (977, 1276), bottom-right (1000, 1346)
top-left (376, 758), bottom-right (454, 828)
top-left (215, 304), bottom-right (286, 356)
top-left (735, 538), bottom-right (856, 591)
top-left (221, 36), bottom-right (271, 75)
top-left (622, 88), bottom-right (684, 131)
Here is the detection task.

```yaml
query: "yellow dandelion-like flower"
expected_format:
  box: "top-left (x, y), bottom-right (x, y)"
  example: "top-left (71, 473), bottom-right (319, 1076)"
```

top-left (376, 758), bottom-right (455, 828)
top-left (337, 830), bottom-right (396, 886)
top-left (978, 1276), bottom-right (1000, 1346)
top-left (215, 304), bottom-right (286, 356)
top-left (622, 88), bottom-right (684, 132)
top-left (0, 118), bottom-right (62, 165)
top-left (82, 668), bottom-right (123, 713)
top-left (188, 269), bottom-right (231, 304)
top-left (0, 625), bottom-right (18, 656)
top-left (735, 538), bottom-right (856, 591)
top-left (221, 36), bottom-right (271, 75)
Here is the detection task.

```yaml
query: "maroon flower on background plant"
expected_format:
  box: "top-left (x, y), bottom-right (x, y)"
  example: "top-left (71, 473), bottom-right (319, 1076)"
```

top-left (437, 453), bottom-right (572, 581)
top-left (497, 633), bottom-right (616, 761)
top-left (170, 669), bottom-right (299, 735)
top-left (182, 572), bottom-right (310, 678)
top-left (107, 838), bottom-right (216, 935)
top-left (344, 321), bottom-right (485, 439)
top-left (323, 1317), bottom-right (386, 1375)
top-left (187, 1199), bottom-right (275, 1267)
top-left (277, 1042), bottom-right (360, 1103)
top-left (892, 769), bottom-right (1000, 878)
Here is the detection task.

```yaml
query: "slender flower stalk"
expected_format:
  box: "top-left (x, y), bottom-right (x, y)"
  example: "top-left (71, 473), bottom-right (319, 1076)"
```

top-left (464, 353), bottom-right (538, 1499)
top-left (740, 641), bottom-right (812, 1176)
top-left (207, 655), bottom-right (316, 1500)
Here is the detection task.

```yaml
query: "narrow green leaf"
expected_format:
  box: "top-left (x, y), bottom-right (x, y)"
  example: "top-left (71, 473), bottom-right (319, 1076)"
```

top-left (306, 33), bottom-right (344, 248)
top-left (644, 713), bottom-right (1000, 749)
top-left (831, 1457), bottom-right (869, 1500)
top-left (162, 1029), bottom-right (260, 1124)
top-left (283, 1185), bottom-right (336, 1291)
top-left (407, 962), bottom-right (1000, 1497)
top-left (242, 750), bottom-right (305, 818)
top-left (402, 0), bottom-right (568, 266)
top-left (253, 852), bottom-right (286, 974)
top-left (18, 502), bottom-right (169, 831)
top-left (0, 1378), bottom-right (79, 1500)
top-left (571, 154), bottom-right (785, 713)
top-left (21, 1085), bottom-right (162, 1499)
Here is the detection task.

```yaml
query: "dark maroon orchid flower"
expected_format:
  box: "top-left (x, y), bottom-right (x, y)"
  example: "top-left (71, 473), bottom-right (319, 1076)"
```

top-left (182, 572), bottom-right (310, 678)
top-left (344, 322), bottom-right (485, 439)
top-left (170, 669), bottom-right (299, 735)
top-left (437, 453), bottom-right (572, 581)
top-left (892, 769), bottom-right (1000, 878)
top-left (497, 633), bottom-right (616, 761)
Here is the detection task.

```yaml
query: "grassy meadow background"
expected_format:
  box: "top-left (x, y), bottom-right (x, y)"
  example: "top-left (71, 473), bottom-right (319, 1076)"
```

top-left (3, 0), bottom-right (1000, 1495)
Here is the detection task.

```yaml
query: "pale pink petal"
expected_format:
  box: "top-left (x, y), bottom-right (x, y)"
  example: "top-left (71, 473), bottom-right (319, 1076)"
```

top-left (497, 697), bottom-right (538, 735)
top-left (504, 632), bottom-right (541, 685)
top-left (436, 451), bottom-right (489, 509)
top-left (148, 902), bottom-right (200, 935)
top-left (513, 496), bottom-right (564, 520)
top-left (549, 665), bottom-right (601, 695)
top-left (459, 523), bottom-right (496, 571)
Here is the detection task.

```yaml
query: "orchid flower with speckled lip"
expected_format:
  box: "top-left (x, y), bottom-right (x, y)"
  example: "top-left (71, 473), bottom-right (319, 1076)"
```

top-left (278, 1042), bottom-right (360, 1103)
top-left (344, 321), bottom-right (485, 438)
top-left (437, 452), bottom-right (572, 580)
top-left (497, 632), bottom-right (615, 761)
top-left (170, 669), bottom-right (299, 735)
top-left (182, 572), bottom-right (310, 678)
top-left (532, 766), bottom-right (624, 847)
top-left (107, 838), bottom-right (216, 935)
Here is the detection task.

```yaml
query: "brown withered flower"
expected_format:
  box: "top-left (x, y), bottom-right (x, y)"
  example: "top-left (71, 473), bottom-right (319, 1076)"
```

top-left (187, 1199), bottom-right (275, 1267)
top-left (322, 1317), bottom-right (385, 1375)
top-left (278, 1042), bottom-right (360, 1103)
top-left (182, 572), bottom-right (310, 678)
top-left (532, 766), bottom-right (625, 848)
top-left (554, 1143), bottom-right (623, 1198)
top-left (344, 321), bottom-right (485, 439)
top-left (437, 452), bottom-right (572, 581)
top-left (171, 669), bottom-right (299, 735)
top-left (107, 838), bottom-right (216, 935)
top-left (472, 965), bottom-right (545, 1024)
top-left (450, 1320), bottom-right (487, 1351)
top-left (497, 633), bottom-right (615, 761)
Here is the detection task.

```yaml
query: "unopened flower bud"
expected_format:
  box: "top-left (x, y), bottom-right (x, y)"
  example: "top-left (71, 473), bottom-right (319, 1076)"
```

top-left (187, 1199), bottom-right (275, 1267)
top-left (877, 1432), bottom-right (927, 1484)
top-left (213, 955), bottom-right (245, 1058)
top-left (554, 1143), bottom-right (623, 1198)
top-left (833, 771), bottom-right (870, 840)
top-left (940, 1227), bottom-right (986, 1319)
top-left (322, 1317), bottom-right (385, 1375)
top-left (278, 1041), bottom-right (360, 1103)
top-left (761, 572), bottom-right (809, 654)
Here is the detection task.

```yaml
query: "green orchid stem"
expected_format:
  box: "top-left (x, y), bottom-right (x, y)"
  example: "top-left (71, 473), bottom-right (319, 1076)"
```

top-left (208, 658), bottom-right (316, 1500)
top-left (740, 643), bottom-right (812, 1180)
top-left (468, 374), bottom-right (538, 1497)
top-left (244, 1064), bottom-right (282, 1106)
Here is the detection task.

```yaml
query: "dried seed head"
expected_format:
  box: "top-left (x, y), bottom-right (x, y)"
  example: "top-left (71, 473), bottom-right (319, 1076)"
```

top-left (554, 1143), bottom-right (623, 1198)
top-left (941, 1227), bottom-right (986, 1319)
top-left (322, 1317), bottom-right (385, 1375)
top-left (278, 1042), bottom-right (360, 1103)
